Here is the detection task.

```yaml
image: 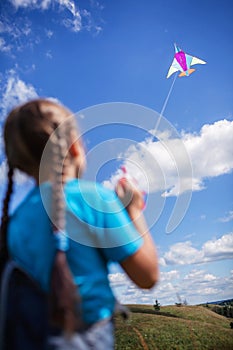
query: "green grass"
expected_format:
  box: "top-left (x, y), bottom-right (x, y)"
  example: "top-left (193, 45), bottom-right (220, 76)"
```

top-left (114, 305), bottom-right (233, 350)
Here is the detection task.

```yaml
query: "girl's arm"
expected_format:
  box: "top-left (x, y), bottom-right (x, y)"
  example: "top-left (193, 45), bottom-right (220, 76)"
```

top-left (115, 179), bottom-right (159, 289)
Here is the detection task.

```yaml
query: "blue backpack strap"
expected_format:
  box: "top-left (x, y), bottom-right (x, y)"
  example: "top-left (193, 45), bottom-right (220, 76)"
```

top-left (0, 260), bottom-right (17, 349)
top-left (0, 261), bottom-right (49, 350)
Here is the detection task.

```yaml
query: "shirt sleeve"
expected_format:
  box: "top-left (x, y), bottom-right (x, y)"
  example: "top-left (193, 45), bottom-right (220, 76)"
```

top-left (94, 184), bottom-right (143, 262)
top-left (66, 180), bottom-right (143, 261)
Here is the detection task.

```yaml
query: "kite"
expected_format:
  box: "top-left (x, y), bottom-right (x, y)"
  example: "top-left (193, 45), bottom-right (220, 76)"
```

top-left (167, 43), bottom-right (206, 78)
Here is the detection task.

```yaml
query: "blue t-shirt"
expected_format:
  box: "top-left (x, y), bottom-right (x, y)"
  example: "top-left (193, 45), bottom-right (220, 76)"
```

top-left (8, 179), bottom-right (142, 324)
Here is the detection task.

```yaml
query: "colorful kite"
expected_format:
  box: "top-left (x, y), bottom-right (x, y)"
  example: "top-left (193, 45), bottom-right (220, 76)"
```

top-left (167, 43), bottom-right (206, 78)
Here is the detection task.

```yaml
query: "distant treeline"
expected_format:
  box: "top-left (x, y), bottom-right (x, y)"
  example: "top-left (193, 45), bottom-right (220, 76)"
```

top-left (204, 299), bottom-right (233, 318)
top-left (204, 298), bottom-right (233, 306)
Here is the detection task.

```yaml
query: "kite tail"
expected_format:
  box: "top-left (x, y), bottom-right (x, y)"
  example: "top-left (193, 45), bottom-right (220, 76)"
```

top-left (154, 72), bottom-right (178, 133)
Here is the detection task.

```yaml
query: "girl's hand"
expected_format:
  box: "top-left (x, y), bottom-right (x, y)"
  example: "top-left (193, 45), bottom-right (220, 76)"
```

top-left (115, 178), bottom-right (144, 213)
top-left (116, 178), bottom-right (159, 290)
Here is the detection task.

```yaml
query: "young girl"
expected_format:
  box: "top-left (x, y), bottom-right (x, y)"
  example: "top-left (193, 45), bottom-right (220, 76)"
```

top-left (0, 99), bottom-right (159, 349)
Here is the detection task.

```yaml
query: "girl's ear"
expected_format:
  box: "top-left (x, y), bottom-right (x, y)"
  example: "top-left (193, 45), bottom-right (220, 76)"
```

top-left (69, 142), bottom-right (80, 158)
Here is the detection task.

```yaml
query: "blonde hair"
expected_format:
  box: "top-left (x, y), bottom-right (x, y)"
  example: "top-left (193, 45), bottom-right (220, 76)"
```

top-left (1, 99), bottom-right (80, 333)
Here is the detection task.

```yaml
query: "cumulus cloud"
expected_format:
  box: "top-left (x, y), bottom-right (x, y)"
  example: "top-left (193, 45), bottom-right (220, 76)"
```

top-left (0, 69), bottom-right (38, 121)
top-left (177, 269), bottom-right (229, 300)
top-left (108, 264), bottom-right (233, 305)
top-left (104, 119), bottom-right (233, 197)
top-left (203, 233), bottom-right (233, 259)
top-left (161, 232), bottom-right (233, 266)
top-left (160, 269), bottom-right (180, 281)
top-left (185, 120), bottom-right (233, 179)
top-left (184, 269), bottom-right (216, 282)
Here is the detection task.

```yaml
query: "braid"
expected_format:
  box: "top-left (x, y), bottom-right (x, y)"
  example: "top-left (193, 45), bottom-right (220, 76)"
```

top-left (49, 124), bottom-right (79, 334)
top-left (52, 124), bottom-right (66, 235)
top-left (0, 167), bottom-right (14, 275)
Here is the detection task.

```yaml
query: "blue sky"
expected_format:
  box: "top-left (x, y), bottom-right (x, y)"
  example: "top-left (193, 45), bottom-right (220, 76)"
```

top-left (0, 0), bottom-right (232, 305)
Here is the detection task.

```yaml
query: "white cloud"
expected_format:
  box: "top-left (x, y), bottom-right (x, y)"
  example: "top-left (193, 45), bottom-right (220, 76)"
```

top-left (45, 50), bottom-right (53, 59)
top-left (53, 0), bottom-right (81, 33)
top-left (0, 160), bottom-right (32, 186)
top-left (104, 119), bottom-right (233, 197)
top-left (163, 241), bottom-right (203, 265)
top-left (9, 0), bottom-right (79, 20)
top-left (0, 16), bottom-right (31, 39)
top-left (108, 272), bottom-right (127, 284)
top-left (184, 270), bottom-right (216, 282)
top-left (0, 14), bottom-right (37, 55)
top-left (0, 69), bottom-right (63, 169)
top-left (10, 0), bottom-right (52, 10)
top-left (62, 16), bottom-right (81, 33)
top-left (0, 71), bottom-right (66, 218)
top-left (0, 37), bottom-right (12, 52)
top-left (185, 120), bottom-right (233, 179)
top-left (0, 160), bottom-right (8, 183)
top-left (0, 70), bottom-right (38, 121)
top-left (8, 0), bottom-right (102, 34)
top-left (203, 233), bottom-right (233, 259)
top-left (0, 0), bottom-right (103, 57)
top-left (0, 70), bottom-right (38, 175)
top-left (176, 268), bottom-right (230, 301)
top-left (45, 29), bottom-right (53, 38)
top-left (160, 270), bottom-right (180, 281)
top-left (218, 210), bottom-right (233, 223)
top-left (0, 160), bottom-right (35, 217)
top-left (109, 265), bottom-right (233, 305)
top-left (162, 232), bottom-right (233, 266)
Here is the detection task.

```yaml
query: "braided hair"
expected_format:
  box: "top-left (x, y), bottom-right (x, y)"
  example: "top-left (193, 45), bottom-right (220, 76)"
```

top-left (49, 121), bottom-right (79, 332)
top-left (0, 167), bottom-right (14, 275)
top-left (1, 99), bottom-right (81, 333)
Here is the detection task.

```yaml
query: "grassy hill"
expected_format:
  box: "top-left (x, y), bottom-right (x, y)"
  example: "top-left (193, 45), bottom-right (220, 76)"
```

top-left (114, 304), bottom-right (233, 350)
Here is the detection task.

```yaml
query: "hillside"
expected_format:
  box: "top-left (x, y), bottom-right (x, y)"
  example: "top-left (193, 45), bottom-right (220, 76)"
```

top-left (114, 304), bottom-right (233, 350)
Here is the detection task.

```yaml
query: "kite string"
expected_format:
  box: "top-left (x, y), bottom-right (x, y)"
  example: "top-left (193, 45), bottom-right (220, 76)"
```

top-left (160, 72), bottom-right (178, 117)
top-left (154, 72), bottom-right (178, 132)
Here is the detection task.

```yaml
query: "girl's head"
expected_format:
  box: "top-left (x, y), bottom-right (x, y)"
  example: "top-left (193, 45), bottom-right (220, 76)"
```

top-left (4, 98), bottom-right (86, 183)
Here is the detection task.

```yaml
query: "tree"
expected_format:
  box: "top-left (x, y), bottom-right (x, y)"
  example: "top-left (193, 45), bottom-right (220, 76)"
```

top-left (153, 299), bottom-right (160, 311)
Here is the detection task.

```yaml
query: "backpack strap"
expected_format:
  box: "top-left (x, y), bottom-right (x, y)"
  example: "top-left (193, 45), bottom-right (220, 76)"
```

top-left (0, 260), bottom-right (49, 350)
top-left (0, 260), bottom-right (19, 349)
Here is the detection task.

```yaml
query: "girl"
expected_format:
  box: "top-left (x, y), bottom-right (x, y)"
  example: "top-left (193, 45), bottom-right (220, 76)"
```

top-left (0, 99), bottom-right (158, 349)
